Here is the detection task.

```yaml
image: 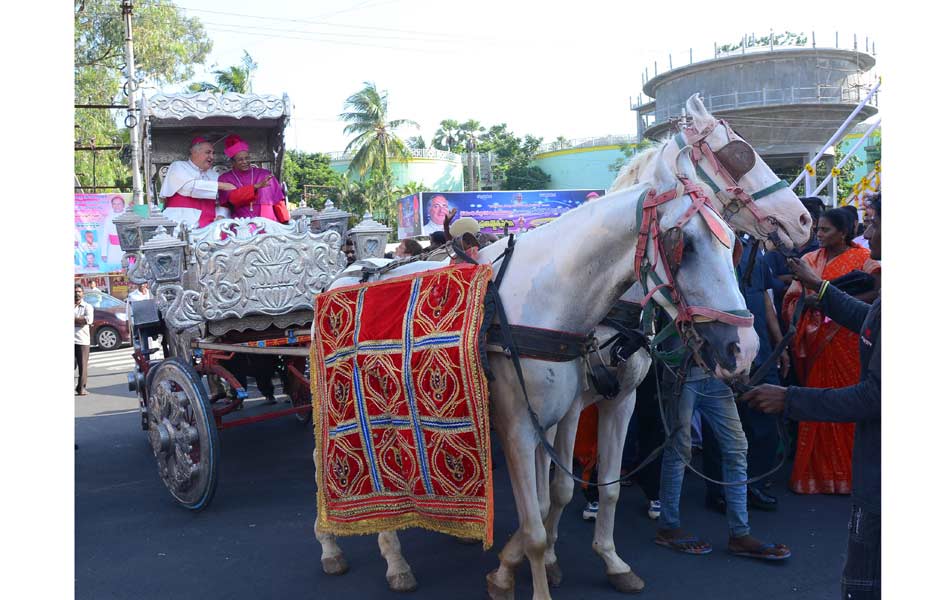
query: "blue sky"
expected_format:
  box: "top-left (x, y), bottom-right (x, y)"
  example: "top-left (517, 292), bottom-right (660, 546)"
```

top-left (153, 0), bottom-right (881, 153)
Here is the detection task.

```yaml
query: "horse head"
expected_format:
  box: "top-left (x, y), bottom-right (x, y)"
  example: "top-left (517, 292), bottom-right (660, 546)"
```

top-left (680, 94), bottom-right (812, 252)
top-left (644, 154), bottom-right (758, 381)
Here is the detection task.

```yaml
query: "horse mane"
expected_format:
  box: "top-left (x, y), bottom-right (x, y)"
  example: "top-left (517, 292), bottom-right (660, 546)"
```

top-left (608, 141), bottom-right (662, 193)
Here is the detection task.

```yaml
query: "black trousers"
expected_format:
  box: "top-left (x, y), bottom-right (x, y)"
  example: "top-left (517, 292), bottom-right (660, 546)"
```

top-left (842, 505), bottom-right (881, 599)
top-left (75, 344), bottom-right (90, 392)
top-left (582, 364), bottom-right (663, 503)
top-left (224, 355), bottom-right (276, 397)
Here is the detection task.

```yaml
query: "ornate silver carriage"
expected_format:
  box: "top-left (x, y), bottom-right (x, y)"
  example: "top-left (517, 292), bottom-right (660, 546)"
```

top-left (114, 92), bottom-right (390, 510)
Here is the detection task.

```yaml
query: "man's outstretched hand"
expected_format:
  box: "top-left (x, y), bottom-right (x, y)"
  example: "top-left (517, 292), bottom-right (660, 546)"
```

top-left (738, 384), bottom-right (788, 415)
top-left (786, 257), bottom-right (823, 291)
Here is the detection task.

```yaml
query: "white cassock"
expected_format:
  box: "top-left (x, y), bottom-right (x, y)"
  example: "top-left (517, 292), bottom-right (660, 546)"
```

top-left (100, 216), bottom-right (125, 267)
top-left (159, 160), bottom-right (229, 230)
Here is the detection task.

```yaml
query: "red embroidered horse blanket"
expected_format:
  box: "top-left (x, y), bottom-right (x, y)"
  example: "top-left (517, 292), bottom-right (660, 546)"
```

top-left (311, 264), bottom-right (494, 547)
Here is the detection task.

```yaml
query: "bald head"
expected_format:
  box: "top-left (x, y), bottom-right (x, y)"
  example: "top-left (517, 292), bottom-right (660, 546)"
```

top-left (190, 141), bottom-right (214, 171)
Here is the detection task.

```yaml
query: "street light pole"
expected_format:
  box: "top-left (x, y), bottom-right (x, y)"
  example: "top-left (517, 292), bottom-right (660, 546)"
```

top-left (122, 0), bottom-right (145, 207)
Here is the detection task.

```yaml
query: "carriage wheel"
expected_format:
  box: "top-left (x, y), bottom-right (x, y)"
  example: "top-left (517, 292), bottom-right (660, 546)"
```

top-left (145, 357), bottom-right (219, 511)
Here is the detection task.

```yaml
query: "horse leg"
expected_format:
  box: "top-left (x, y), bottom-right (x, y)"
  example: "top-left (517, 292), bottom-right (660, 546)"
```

top-left (313, 449), bottom-right (349, 575)
top-left (591, 389), bottom-right (644, 593)
top-left (591, 351), bottom-right (651, 593)
top-left (378, 531), bottom-right (418, 592)
top-left (536, 425), bottom-right (557, 520)
top-left (487, 399), bottom-right (556, 600)
top-left (541, 394), bottom-right (584, 587)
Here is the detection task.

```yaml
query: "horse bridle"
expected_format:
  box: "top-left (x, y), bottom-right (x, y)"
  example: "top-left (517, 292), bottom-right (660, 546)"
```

top-left (634, 174), bottom-right (754, 370)
top-left (672, 118), bottom-right (792, 245)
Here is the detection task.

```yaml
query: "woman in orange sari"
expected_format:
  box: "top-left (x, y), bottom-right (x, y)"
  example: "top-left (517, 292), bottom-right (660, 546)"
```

top-left (783, 207), bottom-right (880, 494)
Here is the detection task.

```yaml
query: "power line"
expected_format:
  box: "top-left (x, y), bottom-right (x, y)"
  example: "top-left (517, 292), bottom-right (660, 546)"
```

top-left (199, 20), bottom-right (460, 46)
top-left (203, 24), bottom-right (463, 55)
top-left (161, 4), bottom-right (501, 42)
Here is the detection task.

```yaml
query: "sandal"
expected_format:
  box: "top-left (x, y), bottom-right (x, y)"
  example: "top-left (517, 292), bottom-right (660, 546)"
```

top-left (654, 535), bottom-right (712, 555)
top-left (728, 541), bottom-right (791, 561)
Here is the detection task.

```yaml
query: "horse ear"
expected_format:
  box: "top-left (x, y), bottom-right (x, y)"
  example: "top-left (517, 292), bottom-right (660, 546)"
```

top-left (686, 93), bottom-right (714, 131)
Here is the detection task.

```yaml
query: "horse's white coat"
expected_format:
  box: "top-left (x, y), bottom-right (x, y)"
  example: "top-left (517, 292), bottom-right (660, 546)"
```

top-left (312, 146), bottom-right (751, 599)
top-left (537, 93), bottom-right (814, 591)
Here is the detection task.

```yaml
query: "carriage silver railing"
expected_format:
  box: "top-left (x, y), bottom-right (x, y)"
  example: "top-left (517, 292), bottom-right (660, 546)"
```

top-left (128, 217), bottom-right (347, 334)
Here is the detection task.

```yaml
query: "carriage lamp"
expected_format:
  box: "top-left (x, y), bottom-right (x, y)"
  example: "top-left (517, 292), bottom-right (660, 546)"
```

top-left (113, 205), bottom-right (144, 252)
top-left (314, 199), bottom-right (353, 238)
top-left (349, 212), bottom-right (391, 259)
top-left (290, 204), bottom-right (319, 230)
top-left (138, 204), bottom-right (179, 245)
top-left (142, 226), bottom-right (187, 282)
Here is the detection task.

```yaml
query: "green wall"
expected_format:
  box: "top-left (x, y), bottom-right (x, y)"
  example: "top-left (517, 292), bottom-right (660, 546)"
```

top-left (330, 157), bottom-right (464, 191)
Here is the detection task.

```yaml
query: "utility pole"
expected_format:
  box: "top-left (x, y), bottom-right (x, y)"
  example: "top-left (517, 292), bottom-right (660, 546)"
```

top-left (122, 0), bottom-right (145, 206)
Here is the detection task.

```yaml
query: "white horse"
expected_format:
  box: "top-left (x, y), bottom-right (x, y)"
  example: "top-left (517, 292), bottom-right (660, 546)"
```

top-left (312, 147), bottom-right (756, 599)
top-left (535, 94), bottom-right (814, 593)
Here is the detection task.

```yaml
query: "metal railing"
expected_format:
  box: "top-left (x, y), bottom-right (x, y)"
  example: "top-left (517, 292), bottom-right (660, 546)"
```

top-left (537, 134), bottom-right (638, 153)
top-left (642, 84), bottom-right (878, 127)
top-left (637, 30), bottom-right (877, 91)
top-left (326, 147), bottom-right (462, 162)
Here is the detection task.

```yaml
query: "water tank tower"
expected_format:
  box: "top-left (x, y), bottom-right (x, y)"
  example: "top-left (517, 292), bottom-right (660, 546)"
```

top-left (632, 34), bottom-right (878, 184)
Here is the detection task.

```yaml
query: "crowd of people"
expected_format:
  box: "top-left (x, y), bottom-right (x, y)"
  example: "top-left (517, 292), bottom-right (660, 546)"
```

top-left (572, 193), bottom-right (881, 598)
top-left (75, 134), bottom-right (883, 597)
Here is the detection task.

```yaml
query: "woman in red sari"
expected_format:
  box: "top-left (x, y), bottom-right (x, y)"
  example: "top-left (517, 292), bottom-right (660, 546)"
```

top-left (783, 207), bottom-right (880, 494)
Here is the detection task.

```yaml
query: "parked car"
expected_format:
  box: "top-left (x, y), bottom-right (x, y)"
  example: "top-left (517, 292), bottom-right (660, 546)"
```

top-left (82, 290), bottom-right (130, 351)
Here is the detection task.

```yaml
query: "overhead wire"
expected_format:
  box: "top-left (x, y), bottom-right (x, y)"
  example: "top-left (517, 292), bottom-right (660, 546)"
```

top-left (202, 24), bottom-right (463, 54)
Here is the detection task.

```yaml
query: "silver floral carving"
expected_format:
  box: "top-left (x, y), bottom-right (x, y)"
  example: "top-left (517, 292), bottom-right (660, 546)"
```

top-left (146, 92), bottom-right (291, 121)
top-left (147, 378), bottom-right (201, 497)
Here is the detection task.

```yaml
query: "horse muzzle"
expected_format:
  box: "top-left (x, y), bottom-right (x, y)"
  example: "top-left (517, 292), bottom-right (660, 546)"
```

top-left (692, 321), bottom-right (758, 383)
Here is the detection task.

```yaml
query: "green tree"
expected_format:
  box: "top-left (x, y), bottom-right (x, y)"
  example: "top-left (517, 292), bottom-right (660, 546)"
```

top-left (405, 135), bottom-right (427, 150)
top-left (281, 150), bottom-right (340, 206)
top-left (188, 50), bottom-right (258, 93)
top-left (815, 147), bottom-right (861, 204)
top-left (554, 136), bottom-right (570, 150)
top-left (608, 140), bottom-right (653, 174)
top-left (431, 119), bottom-right (463, 153)
top-left (480, 125), bottom-right (551, 190)
top-left (459, 119), bottom-right (485, 191)
top-left (75, 0), bottom-right (212, 189)
top-left (339, 81), bottom-right (419, 217)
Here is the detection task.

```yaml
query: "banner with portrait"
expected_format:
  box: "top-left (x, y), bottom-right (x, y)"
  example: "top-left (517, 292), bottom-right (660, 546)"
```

top-left (417, 189), bottom-right (605, 236)
top-left (397, 193), bottom-right (422, 239)
top-left (74, 193), bottom-right (132, 274)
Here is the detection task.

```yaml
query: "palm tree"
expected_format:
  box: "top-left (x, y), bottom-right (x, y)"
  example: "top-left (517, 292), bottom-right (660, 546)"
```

top-left (188, 50), bottom-right (258, 93)
top-left (432, 119), bottom-right (462, 153)
top-left (459, 119), bottom-right (485, 191)
top-left (339, 82), bottom-right (419, 215)
top-left (554, 136), bottom-right (570, 150)
top-left (405, 135), bottom-right (427, 150)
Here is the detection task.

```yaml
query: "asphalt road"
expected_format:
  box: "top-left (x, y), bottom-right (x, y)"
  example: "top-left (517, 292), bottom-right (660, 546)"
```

top-left (76, 348), bottom-right (852, 599)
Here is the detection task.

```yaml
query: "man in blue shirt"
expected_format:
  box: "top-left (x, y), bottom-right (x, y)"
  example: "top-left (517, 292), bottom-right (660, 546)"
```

top-left (740, 193), bottom-right (882, 599)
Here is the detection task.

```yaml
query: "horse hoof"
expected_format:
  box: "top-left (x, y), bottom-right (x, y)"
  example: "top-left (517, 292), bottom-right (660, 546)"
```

top-left (387, 571), bottom-right (418, 593)
top-left (485, 571), bottom-right (514, 600)
top-left (545, 561), bottom-right (563, 587)
top-left (608, 570), bottom-right (645, 594)
top-left (321, 555), bottom-right (349, 575)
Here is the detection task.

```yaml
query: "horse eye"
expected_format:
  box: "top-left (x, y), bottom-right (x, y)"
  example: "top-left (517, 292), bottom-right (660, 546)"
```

top-left (683, 238), bottom-right (695, 253)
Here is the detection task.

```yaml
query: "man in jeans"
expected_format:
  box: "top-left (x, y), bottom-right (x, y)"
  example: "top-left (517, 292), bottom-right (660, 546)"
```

top-left (741, 193), bottom-right (882, 599)
top-left (654, 363), bottom-right (790, 560)
top-left (74, 283), bottom-right (94, 395)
